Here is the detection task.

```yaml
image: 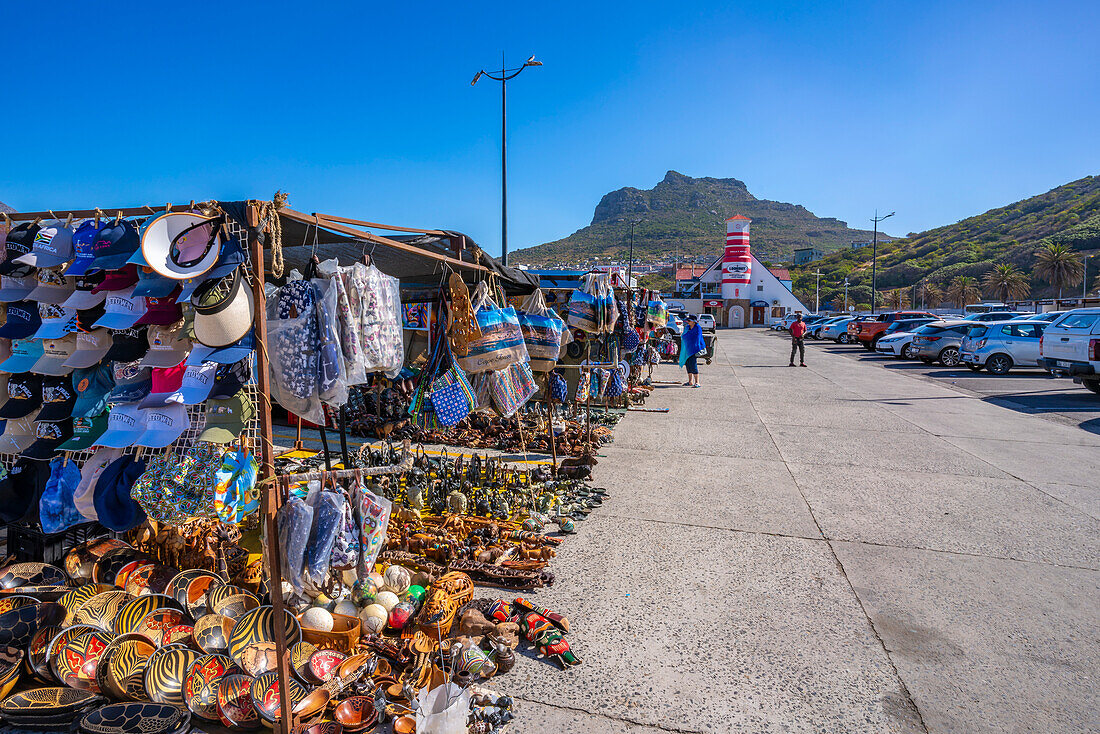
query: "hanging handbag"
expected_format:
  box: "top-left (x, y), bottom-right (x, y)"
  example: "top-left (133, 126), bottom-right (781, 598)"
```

top-left (574, 371), bottom-right (590, 402)
top-left (458, 283), bottom-right (530, 373)
top-left (490, 361), bottom-right (538, 417)
top-left (517, 289), bottom-right (566, 372)
top-left (548, 371), bottom-right (568, 402)
top-left (605, 366), bottom-right (625, 397)
top-left (429, 352), bottom-right (476, 427)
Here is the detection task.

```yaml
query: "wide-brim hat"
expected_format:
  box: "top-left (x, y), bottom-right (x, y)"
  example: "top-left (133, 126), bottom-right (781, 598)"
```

top-left (192, 269), bottom-right (253, 348)
top-left (141, 213), bottom-right (222, 281)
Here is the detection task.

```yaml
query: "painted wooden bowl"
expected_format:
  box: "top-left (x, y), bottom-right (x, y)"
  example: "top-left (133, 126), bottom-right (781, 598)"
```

top-left (238, 641), bottom-right (278, 677)
top-left (73, 591), bottom-right (134, 632)
top-left (291, 687), bottom-right (330, 719)
top-left (308, 649), bottom-right (347, 683)
top-left (0, 563), bottom-right (68, 590)
top-left (392, 715), bottom-right (416, 734)
top-left (93, 549), bottom-right (149, 586)
top-left (104, 635), bottom-right (157, 702)
top-left (207, 585), bottom-right (252, 613)
top-left (335, 652), bottom-right (370, 681)
top-left (124, 564), bottom-right (176, 597)
top-left (45, 625), bottom-right (97, 682)
top-left (165, 570), bottom-right (220, 608)
top-left (290, 641), bottom-right (319, 683)
top-left (333, 695), bottom-right (376, 733)
top-left (214, 592), bottom-right (261, 621)
top-left (25, 624), bottom-right (59, 683)
top-left (60, 630), bottom-right (113, 692)
top-left (135, 609), bottom-right (188, 646)
top-left (0, 594), bottom-right (37, 614)
top-left (0, 686), bottom-right (99, 718)
top-left (161, 624), bottom-right (195, 648)
top-left (184, 653), bottom-right (238, 722)
top-left (185, 574), bottom-right (226, 617)
top-left (113, 561), bottom-right (148, 592)
top-left (143, 646), bottom-right (200, 706)
top-left (76, 701), bottom-right (190, 734)
top-left (114, 595), bottom-right (183, 636)
top-left (249, 670), bottom-right (306, 728)
top-left (58, 584), bottom-right (114, 626)
top-left (65, 538), bottom-right (130, 582)
top-left (194, 614), bottom-right (235, 655)
top-left (0, 645), bottom-right (23, 699)
top-left (228, 606), bottom-right (301, 672)
top-left (94, 633), bottom-right (142, 701)
top-left (0, 585), bottom-right (70, 602)
top-left (293, 722), bottom-right (342, 734)
top-left (0, 600), bottom-right (62, 648)
top-left (217, 673), bottom-right (261, 730)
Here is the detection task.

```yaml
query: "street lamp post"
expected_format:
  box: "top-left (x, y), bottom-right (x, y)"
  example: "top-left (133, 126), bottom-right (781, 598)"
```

top-left (628, 219), bottom-right (642, 289)
top-left (842, 277), bottom-right (849, 312)
top-left (869, 210), bottom-right (895, 314)
top-left (471, 54), bottom-right (542, 267)
top-left (814, 270), bottom-right (822, 313)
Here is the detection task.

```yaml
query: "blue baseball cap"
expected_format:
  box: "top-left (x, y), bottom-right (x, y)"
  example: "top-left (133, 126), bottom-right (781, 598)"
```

top-left (71, 362), bottom-right (115, 418)
top-left (92, 286), bottom-right (147, 330)
top-left (0, 339), bottom-right (44, 373)
top-left (132, 267), bottom-right (179, 298)
top-left (92, 454), bottom-right (147, 531)
top-left (64, 220), bottom-right (101, 276)
top-left (95, 405), bottom-right (147, 449)
top-left (32, 304), bottom-right (78, 340)
top-left (89, 220), bottom-right (140, 273)
top-left (187, 329), bottom-right (254, 366)
top-left (175, 238), bottom-right (246, 303)
top-left (107, 362), bottom-right (152, 405)
top-left (157, 362), bottom-right (217, 406)
top-left (0, 301), bottom-right (42, 339)
top-left (0, 275), bottom-right (37, 303)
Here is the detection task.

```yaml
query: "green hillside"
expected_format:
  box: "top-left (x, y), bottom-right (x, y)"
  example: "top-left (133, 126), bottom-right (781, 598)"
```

top-left (514, 171), bottom-right (889, 266)
top-left (790, 176), bottom-right (1100, 309)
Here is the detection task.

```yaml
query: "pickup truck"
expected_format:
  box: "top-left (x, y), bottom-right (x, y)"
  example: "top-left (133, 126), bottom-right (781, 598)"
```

top-left (1036, 308), bottom-right (1100, 395)
top-left (853, 311), bottom-right (936, 351)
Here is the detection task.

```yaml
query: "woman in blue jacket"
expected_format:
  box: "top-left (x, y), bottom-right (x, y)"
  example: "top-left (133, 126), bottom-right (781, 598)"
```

top-left (679, 315), bottom-right (706, 387)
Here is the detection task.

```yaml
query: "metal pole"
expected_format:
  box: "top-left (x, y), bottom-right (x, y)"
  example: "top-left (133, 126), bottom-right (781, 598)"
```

top-left (815, 270), bottom-right (821, 313)
top-left (844, 278), bottom-right (849, 312)
top-left (871, 215), bottom-right (878, 315)
top-left (501, 56), bottom-right (508, 267)
top-left (628, 221), bottom-right (634, 289)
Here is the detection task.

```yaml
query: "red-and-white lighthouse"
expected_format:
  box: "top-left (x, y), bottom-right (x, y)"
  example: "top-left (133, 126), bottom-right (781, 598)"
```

top-left (722, 215), bottom-right (752, 299)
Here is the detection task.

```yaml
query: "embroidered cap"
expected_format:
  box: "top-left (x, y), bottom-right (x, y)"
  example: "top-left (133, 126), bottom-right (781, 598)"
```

top-left (14, 222), bottom-right (74, 268)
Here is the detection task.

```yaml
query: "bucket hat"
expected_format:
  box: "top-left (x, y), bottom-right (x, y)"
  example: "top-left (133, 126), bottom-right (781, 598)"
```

top-left (30, 334), bottom-right (78, 376)
top-left (134, 403), bottom-right (190, 448)
top-left (191, 268), bottom-right (253, 348)
top-left (15, 223), bottom-right (74, 269)
top-left (0, 373), bottom-right (43, 419)
top-left (139, 321), bottom-right (190, 368)
top-left (64, 220), bottom-right (100, 276)
top-left (32, 303), bottom-right (78, 340)
top-left (93, 286), bottom-right (146, 330)
top-left (0, 457), bottom-right (49, 523)
top-left (135, 294), bottom-right (182, 327)
top-left (132, 268), bottom-right (179, 299)
top-left (71, 363), bottom-right (114, 418)
top-left (138, 364), bottom-right (188, 409)
top-left (209, 358), bottom-right (251, 400)
top-left (0, 301), bottom-right (42, 338)
top-left (58, 413), bottom-right (108, 452)
top-left (92, 454), bottom-right (147, 532)
top-left (107, 362), bottom-right (152, 405)
top-left (23, 418), bottom-right (74, 460)
top-left (95, 404), bottom-right (147, 448)
top-left (64, 329), bottom-right (114, 369)
top-left (0, 223), bottom-right (40, 277)
top-left (198, 390), bottom-right (253, 444)
top-left (61, 272), bottom-right (108, 310)
top-left (73, 447), bottom-right (123, 520)
top-left (141, 212), bottom-right (223, 280)
top-left (27, 268), bottom-right (77, 304)
top-left (0, 414), bottom-right (36, 453)
top-left (0, 275), bottom-right (37, 302)
top-left (91, 264), bottom-right (139, 293)
top-left (39, 457), bottom-right (84, 533)
top-left (102, 326), bottom-right (149, 363)
top-left (160, 362), bottom-right (217, 405)
top-left (37, 375), bottom-right (77, 421)
top-left (0, 338), bottom-right (44, 373)
top-left (90, 219), bottom-right (140, 272)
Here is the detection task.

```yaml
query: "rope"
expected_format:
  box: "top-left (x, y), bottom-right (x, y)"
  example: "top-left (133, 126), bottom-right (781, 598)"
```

top-left (261, 191), bottom-right (288, 279)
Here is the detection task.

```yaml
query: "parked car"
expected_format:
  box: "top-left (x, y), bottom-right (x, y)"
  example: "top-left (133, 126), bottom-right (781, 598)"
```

top-left (960, 319), bottom-right (1047, 374)
top-left (910, 320), bottom-right (973, 366)
top-left (1037, 308), bottom-right (1100, 394)
top-left (810, 316), bottom-right (847, 339)
top-left (778, 312), bottom-right (818, 331)
top-left (696, 314), bottom-right (716, 332)
top-left (665, 313), bottom-right (684, 335)
top-left (854, 311), bottom-right (936, 351)
top-left (845, 315), bottom-right (877, 344)
top-left (961, 311), bottom-right (1028, 323)
top-left (1022, 310), bottom-right (1069, 323)
top-left (874, 318), bottom-right (940, 359)
top-left (820, 317), bottom-right (856, 343)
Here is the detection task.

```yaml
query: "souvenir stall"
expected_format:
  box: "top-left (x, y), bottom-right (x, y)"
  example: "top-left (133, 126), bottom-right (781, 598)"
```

top-left (0, 200), bottom-right (603, 734)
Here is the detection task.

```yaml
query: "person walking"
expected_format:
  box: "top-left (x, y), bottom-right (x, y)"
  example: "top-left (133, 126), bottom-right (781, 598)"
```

top-left (789, 313), bottom-right (807, 367)
top-left (679, 315), bottom-right (706, 387)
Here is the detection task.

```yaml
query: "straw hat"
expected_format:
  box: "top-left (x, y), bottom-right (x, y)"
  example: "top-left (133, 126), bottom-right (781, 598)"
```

top-left (192, 268), bottom-right (253, 348)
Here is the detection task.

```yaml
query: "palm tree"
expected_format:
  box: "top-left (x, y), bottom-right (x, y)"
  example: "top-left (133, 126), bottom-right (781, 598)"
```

top-left (884, 289), bottom-right (909, 309)
top-left (1033, 242), bottom-right (1084, 299)
top-left (946, 276), bottom-right (982, 308)
top-left (982, 263), bottom-right (1030, 303)
top-left (917, 281), bottom-right (942, 309)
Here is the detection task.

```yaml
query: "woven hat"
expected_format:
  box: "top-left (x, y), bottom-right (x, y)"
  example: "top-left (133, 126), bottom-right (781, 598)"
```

top-left (14, 223), bottom-right (74, 268)
top-left (192, 268), bottom-right (253, 348)
top-left (141, 212), bottom-right (223, 280)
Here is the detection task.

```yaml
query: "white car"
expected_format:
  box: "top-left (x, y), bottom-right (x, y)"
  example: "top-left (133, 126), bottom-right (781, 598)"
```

top-left (664, 314), bottom-right (684, 335)
top-left (875, 330), bottom-right (922, 359)
top-left (1037, 308), bottom-right (1100, 395)
top-left (696, 314), bottom-right (716, 332)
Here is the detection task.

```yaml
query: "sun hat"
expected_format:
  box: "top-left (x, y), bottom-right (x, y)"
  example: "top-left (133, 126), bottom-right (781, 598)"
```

top-left (27, 268), bottom-right (77, 304)
top-left (15, 223), bottom-right (74, 268)
top-left (0, 275), bottom-right (37, 302)
top-left (73, 447), bottom-right (123, 520)
top-left (64, 220), bottom-right (101, 276)
top-left (58, 413), bottom-right (109, 452)
top-left (137, 364), bottom-right (188, 408)
top-left (107, 362), bottom-right (152, 405)
top-left (37, 375), bottom-right (77, 421)
top-left (93, 286), bottom-right (147, 330)
top-left (198, 390), bottom-right (253, 444)
top-left (91, 264), bottom-right (139, 293)
top-left (141, 212), bottom-right (223, 280)
top-left (134, 403), bottom-right (190, 448)
top-left (0, 457), bottom-right (49, 523)
top-left (160, 362), bottom-right (217, 405)
top-left (92, 454), bottom-right (147, 532)
top-left (191, 268), bottom-right (253, 348)
top-left (61, 272), bottom-right (108, 310)
top-left (132, 267), bottom-right (179, 299)
top-left (0, 301), bottom-right (42, 338)
top-left (70, 362), bottom-right (115, 418)
top-left (38, 457), bottom-right (85, 533)
top-left (102, 326), bottom-right (149, 363)
top-left (0, 338), bottom-right (44, 372)
top-left (0, 373), bottom-right (43, 418)
top-left (64, 329), bottom-right (114, 369)
top-left (90, 219), bottom-right (141, 272)
top-left (0, 223), bottom-right (40, 276)
top-left (23, 418), bottom-right (74, 460)
top-left (32, 303), bottom-right (78, 340)
top-left (174, 238), bottom-right (247, 303)
top-left (188, 330), bottom-right (255, 367)
top-left (209, 358), bottom-right (251, 400)
top-left (139, 321), bottom-right (190, 368)
top-left (135, 294), bottom-right (182, 327)
top-left (94, 404), bottom-right (147, 448)
top-left (30, 334), bottom-right (78, 376)
top-left (0, 414), bottom-right (36, 453)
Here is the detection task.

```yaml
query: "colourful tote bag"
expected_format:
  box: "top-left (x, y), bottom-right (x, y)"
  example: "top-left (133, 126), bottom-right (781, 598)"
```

top-left (429, 360), bottom-right (477, 426)
top-left (490, 361), bottom-right (539, 417)
top-left (518, 290), bottom-right (566, 372)
top-left (458, 283), bottom-right (530, 373)
top-left (566, 290), bottom-right (599, 332)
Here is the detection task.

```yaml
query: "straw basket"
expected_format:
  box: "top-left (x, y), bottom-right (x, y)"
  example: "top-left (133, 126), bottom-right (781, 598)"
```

top-left (297, 612), bottom-right (361, 654)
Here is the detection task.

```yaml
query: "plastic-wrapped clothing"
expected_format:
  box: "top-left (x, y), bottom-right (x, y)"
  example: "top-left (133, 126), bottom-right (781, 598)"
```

top-left (267, 279), bottom-right (325, 423)
top-left (303, 490), bottom-right (343, 592)
top-left (277, 497), bottom-right (313, 596)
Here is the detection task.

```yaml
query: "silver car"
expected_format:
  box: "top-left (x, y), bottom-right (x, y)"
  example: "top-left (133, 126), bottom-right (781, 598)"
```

top-left (910, 320), bottom-right (972, 366)
top-left (819, 317), bottom-right (856, 343)
top-left (960, 319), bottom-right (1047, 374)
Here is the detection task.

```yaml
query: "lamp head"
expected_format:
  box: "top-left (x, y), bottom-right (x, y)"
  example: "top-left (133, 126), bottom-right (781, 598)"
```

top-left (524, 56), bottom-right (542, 66)
top-left (471, 70), bottom-right (484, 86)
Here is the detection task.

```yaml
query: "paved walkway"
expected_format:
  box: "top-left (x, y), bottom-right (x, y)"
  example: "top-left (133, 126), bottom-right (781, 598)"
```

top-left (505, 328), bottom-right (1100, 733)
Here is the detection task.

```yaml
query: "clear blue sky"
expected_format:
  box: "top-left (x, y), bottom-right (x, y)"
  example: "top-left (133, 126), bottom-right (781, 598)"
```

top-left (2, 1), bottom-right (1097, 257)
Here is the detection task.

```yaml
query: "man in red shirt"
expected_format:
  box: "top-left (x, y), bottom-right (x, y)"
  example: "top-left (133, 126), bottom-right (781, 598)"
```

top-left (789, 314), bottom-right (808, 367)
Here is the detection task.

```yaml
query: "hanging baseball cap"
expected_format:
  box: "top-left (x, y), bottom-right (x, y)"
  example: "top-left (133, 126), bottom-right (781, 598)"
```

top-left (30, 334), bottom-right (78, 376)
top-left (73, 302), bottom-right (107, 333)
top-left (37, 375), bottom-right (77, 421)
top-left (95, 404), bottom-right (147, 448)
top-left (174, 237), bottom-right (247, 303)
top-left (102, 326), bottom-right (149, 363)
top-left (131, 267), bottom-right (179, 298)
top-left (38, 457), bottom-right (84, 533)
top-left (27, 268), bottom-right (77, 305)
top-left (90, 219), bottom-right (140, 272)
top-left (0, 415), bottom-right (37, 454)
top-left (70, 362), bottom-right (114, 418)
top-left (61, 272), bottom-right (108, 310)
top-left (64, 220), bottom-right (101, 276)
top-left (23, 419), bottom-right (74, 460)
top-left (73, 447), bottom-right (123, 520)
top-left (58, 413), bottom-right (109, 452)
top-left (0, 275), bottom-right (37, 303)
top-left (141, 212), bottom-right (223, 280)
top-left (15, 222), bottom-right (74, 268)
top-left (0, 222), bottom-right (40, 277)
top-left (198, 390), bottom-right (253, 443)
top-left (135, 294), bottom-right (182, 326)
top-left (32, 303), bottom-right (78, 340)
top-left (138, 364), bottom-right (188, 409)
top-left (0, 301), bottom-right (42, 338)
top-left (192, 268), bottom-right (253, 348)
top-left (64, 329), bottom-right (113, 369)
top-left (0, 373), bottom-right (43, 418)
top-left (107, 362), bottom-right (152, 405)
top-left (93, 286), bottom-right (147, 330)
top-left (139, 320), bottom-right (190, 368)
top-left (188, 329), bottom-right (254, 366)
top-left (134, 403), bottom-right (190, 448)
top-left (0, 339), bottom-right (44, 373)
top-left (0, 457), bottom-right (49, 523)
top-left (91, 264), bottom-right (139, 293)
top-left (210, 358), bottom-right (251, 400)
top-left (160, 362), bottom-right (217, 405)
top-left (92, 454), bottom-right (147, 532)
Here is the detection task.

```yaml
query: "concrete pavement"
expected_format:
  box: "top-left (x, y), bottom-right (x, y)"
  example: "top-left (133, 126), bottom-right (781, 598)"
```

top-left (502, 328), bottom-right (1099, 733)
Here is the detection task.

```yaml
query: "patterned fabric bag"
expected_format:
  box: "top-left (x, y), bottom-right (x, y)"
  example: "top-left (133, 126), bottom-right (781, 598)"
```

top-left (647, 297), bottom-right (668, 327)
top-left (605, 366), bottom-right (625, 397)
top-left (490, 361), bottom-right (538, 417)
top-left (132, 444), bottom-right (223, 523)
top-left (622, 327), bottom-right (640, 352)
top-left (329, 483), bottom-right (361, 570)
top-left (429, 362), bottom-right (476, 426)
top-left (213, 449), bottom-right (259, 525)
top-left (353, 480), bottom-right (392, 579)
top-left (458, 283), bottom-right (529, 373)
top-left (566, 290), bottom-right (599, 332)
top-left (575, 371), bottom-right (590, 402)
top-left (517, 290), bottom-right (566, 372)
top-left (548, 371), bottom-right (568, 402)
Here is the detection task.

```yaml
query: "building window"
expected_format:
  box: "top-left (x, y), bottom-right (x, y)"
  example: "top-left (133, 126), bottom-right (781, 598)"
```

top-left (757, 285), bottom-right (764, 291)
top-left (771, 307), bottom-right (784, 318)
